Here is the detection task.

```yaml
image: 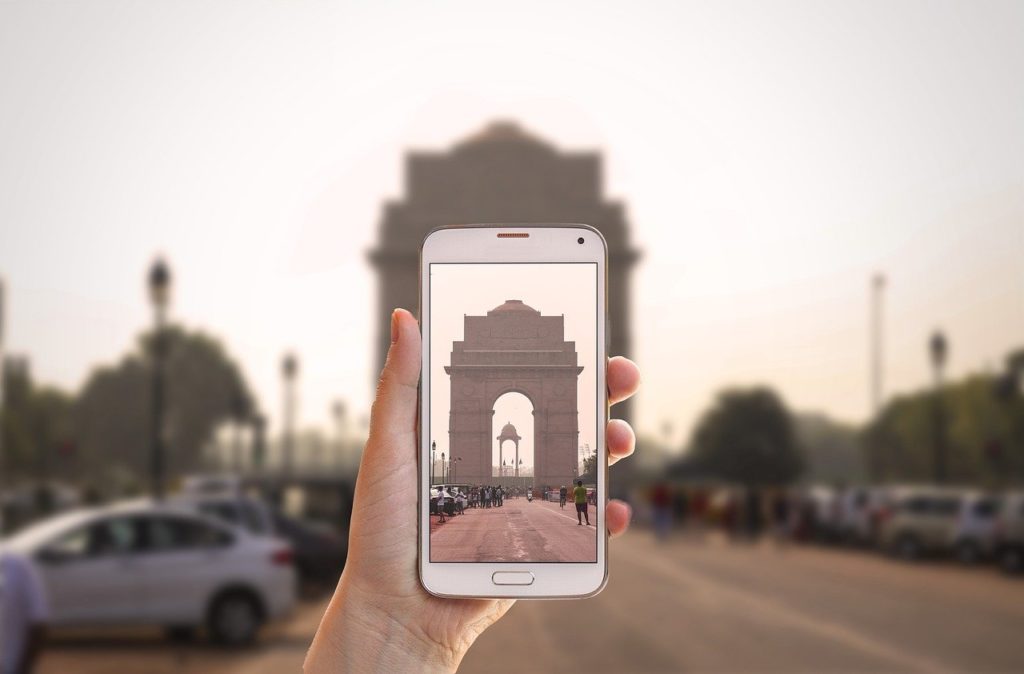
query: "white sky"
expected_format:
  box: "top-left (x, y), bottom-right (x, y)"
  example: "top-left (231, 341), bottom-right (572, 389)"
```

top-left (428, 264), bottom-right (597, 471)
top-left (1, 1), bottom-right (1022, 449)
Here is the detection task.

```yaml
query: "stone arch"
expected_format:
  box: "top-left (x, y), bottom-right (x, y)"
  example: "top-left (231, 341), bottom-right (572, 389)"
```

top-left (445, 300), bottom-right (582, 489)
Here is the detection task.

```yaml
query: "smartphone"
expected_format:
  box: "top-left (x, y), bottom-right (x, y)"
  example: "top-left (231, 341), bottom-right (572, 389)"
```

top-left (418, 224), bottom-right (609, 598)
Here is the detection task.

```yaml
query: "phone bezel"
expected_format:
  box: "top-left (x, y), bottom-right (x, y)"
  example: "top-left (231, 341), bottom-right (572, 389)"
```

top-left (418, 224), bottom-right (609, 599)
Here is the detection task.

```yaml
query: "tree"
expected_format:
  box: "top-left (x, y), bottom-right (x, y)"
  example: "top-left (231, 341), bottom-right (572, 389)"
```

top-left (689, 387), bottom-right (804, 486)
top-left (863, 350), bottom-right (1024, 486)
top-left (73, 326), bottom-right (254, 485)
top-left (795, 413), bottom-right (865, 485)
top-left (0, 360), bottom-right (75, 482)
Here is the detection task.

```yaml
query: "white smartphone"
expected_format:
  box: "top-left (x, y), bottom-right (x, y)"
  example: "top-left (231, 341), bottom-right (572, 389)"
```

top-left (418, 224), bottom-right (609, 599)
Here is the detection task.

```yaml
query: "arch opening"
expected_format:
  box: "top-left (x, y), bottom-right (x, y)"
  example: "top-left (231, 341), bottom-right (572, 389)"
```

top-left (492, 392), bottom-right (533, 482)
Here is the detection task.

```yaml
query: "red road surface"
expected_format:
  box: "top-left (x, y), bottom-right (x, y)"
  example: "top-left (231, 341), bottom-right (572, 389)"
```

top-left (430, 497), bottom-right (598, 562)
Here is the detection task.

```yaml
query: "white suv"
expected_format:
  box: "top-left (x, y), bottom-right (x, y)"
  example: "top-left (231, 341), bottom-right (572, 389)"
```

top-left (0, 500), bottom-right (296, 645)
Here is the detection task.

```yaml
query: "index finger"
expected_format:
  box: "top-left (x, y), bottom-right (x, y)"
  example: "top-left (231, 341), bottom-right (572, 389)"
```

top-left (608, 356), bottom-right (640, 406)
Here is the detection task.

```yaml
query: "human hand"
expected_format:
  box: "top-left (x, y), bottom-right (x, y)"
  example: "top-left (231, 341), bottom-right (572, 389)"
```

top-left (305, 309), bottom-right (641, 672)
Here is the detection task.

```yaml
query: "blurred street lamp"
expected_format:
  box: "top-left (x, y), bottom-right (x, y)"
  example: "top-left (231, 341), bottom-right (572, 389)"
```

top-left (441, 452), bottom-right (446, 483)
top-left (230, 385), bottom-right (248, 474)
top-left (251, 413), bottom-right (267, 472)
top-left (148, 257), bottom-right (171, 500)
top-left (332, 400), bottom-right (346, 472)
top-left (930, 330), bottom-right (949, 484)
top-left (431, 441), bottom-right (436, 485)
top-left (452, 456), bottom-right (461, 482)
top-left (871, 273), bottom-right (887, 417)
top-left (0, 277), bottom-right (6, 520)
top-left (281, 352), bottom-right (299, 476)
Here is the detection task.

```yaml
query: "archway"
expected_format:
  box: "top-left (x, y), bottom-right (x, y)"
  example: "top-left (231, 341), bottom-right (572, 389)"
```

top-left (492, 392), bottom-right (533, 486)
top-left (445, 299), bottom-right (582, 489)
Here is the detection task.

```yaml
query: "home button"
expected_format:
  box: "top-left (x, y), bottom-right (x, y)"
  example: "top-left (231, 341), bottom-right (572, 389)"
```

top-left (491, 571), bottom-right (535, 586)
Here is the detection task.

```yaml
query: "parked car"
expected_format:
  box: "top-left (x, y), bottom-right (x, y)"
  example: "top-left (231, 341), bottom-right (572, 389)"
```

top-left (878, 488), bottom-right (969, 560)
top-left (271, 512), bottom-right (347, 586)
top-left (170, 480), bottom-right (276, 538)
top-left (0, 500), bottom-right (296, 645)
top-left (951, 493), bottom-right (1001, 564)
top-left (993, 491), bottom-right (1024, 573)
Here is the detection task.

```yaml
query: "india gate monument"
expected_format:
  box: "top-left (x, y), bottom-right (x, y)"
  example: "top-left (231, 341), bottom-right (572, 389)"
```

top-left (444, 299), bottom-right (583, 488)
top-left (369, 120), bottom-right (639, 425)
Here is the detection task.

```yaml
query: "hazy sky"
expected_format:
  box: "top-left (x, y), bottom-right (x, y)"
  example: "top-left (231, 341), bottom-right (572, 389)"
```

top-left (428, 264), bottom-right (598, 472)
top-left (1, 1), bottom-right (1021, 449)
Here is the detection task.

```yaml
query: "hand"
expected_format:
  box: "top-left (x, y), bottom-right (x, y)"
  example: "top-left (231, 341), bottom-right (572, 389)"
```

top-left (305, 309), bottom-right (641, 672)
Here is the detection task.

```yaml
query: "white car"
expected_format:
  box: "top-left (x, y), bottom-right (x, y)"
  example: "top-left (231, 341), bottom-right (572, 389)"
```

top-left (0, 500), bottom-right (296, 645)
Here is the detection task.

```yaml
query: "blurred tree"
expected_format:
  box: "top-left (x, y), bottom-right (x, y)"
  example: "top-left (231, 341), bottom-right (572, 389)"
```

top-left (0, 360), bottom-right (75, 482)
top-left (863, 348), bottom-right (1024, 486)
top-left (795, 413), bottom-right (865, 485)
top-left (74, 326), bottom-right (254, 485)
top-left (689, 387), bottom-right (804, 486)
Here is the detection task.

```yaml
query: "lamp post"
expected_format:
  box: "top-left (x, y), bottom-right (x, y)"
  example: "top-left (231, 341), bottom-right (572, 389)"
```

top-left (870, 274), bottom-right (886, 417)
top-left (148, 258), bottom-right (171, 500)
top-left (332, 400), bottom-right (346, 473)
top-left (230, 385), bottom-right (247, 474)
top-left (431, 441), bottom-right (436, 485)
top-left (452, 457), bottom-right (461, 482)
top-left (0, 278), bottom-right (6, 520)
top-left (281, 352), bottom-right (298, 476)
top-left (441, 452), bottom-right (446, 483)
top-left (930, 330), bottom-right (949, 484)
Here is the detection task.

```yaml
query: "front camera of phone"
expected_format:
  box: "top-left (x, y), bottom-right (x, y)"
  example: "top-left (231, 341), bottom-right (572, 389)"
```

top-left (577, 237), bottom-right (585, 244)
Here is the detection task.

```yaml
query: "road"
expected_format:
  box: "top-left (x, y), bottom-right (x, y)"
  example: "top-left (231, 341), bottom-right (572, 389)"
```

top-left (431, 497), bottom-right (598, 562)
top-left (38, 530), bottom-right (1024, 672)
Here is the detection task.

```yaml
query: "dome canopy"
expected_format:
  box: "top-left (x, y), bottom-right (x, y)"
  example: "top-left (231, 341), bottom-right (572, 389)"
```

top-left (489, 299), bottom-right (539, 315)
top-left (497, 422), bottom-right (521, 442)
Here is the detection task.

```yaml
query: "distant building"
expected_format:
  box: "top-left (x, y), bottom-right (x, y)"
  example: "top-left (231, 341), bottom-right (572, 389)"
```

top-left (369, 121), bottom-right (640, 421)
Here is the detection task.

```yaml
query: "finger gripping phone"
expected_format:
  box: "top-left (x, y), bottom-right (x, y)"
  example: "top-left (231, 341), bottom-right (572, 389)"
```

top-left (419, 224), bottom-right (609, 598)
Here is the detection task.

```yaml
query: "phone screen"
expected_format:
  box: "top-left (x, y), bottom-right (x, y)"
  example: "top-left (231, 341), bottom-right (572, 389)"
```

top-left (428, 262), bottom-right (599, 563)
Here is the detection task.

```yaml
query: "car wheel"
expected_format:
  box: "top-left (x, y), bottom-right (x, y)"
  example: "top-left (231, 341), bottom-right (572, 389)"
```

top-left (894, 534), bottom-right (920, 561)
top-left (209, 591), bottom-right (262, 646)
top-left (1000, 548), bottom-right (1023, 574)
top-left (956, 540), bottom-right (981, 565)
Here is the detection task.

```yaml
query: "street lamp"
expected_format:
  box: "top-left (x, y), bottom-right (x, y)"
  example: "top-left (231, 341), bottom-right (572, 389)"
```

top-left (431, 441), bottom-right (436, 485)
top-left (281, 352), bottom-right (298, 476)
top-left (452, 457), bottom-right (461, 482)
top-left (148, 257), bottom-right (171, 500)
top-left (441, 452), bottom-right (446, 483)
top-left (930, 330), bottom-right (949, 484)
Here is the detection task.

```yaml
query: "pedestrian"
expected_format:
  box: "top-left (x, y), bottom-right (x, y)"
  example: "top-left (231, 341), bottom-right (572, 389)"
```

top-left (573, 480), bottom-right (590, 526)
top-left (1, 549), bottom-right (49, 674)
top-left (496, 486), bottom-right (503, 507)
top-left (559, 485), bottom-right (567, 509)
top-left (438, 492), bottom-right (447, 523)
top-left (651, 482), bottom-right (672, 541)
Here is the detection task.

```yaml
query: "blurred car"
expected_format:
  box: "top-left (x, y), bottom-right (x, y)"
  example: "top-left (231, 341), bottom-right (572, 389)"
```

top-left (878, 488), bottom-right (969, 560)
top-left (271, 512), bottom-right (347, 586)
top-left (171, 478), bottom-right (276, 537)
top-left (993, 491), bottom-right (1024, 573)
top-left (951, 493), bottom-right (1001, 564)
top-left (0, 500), bottom-right (296, 646)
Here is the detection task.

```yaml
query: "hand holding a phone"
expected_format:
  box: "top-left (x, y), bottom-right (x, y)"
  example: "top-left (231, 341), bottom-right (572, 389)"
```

top-left (306, 309), bottom-right (640, 673)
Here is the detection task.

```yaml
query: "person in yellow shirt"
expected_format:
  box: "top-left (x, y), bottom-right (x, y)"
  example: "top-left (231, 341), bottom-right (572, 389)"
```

top-left (573, 480), bottom-right (590, 526)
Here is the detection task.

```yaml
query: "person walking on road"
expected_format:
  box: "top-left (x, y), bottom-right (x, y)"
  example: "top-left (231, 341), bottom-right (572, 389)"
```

top-left (559, 485), bottom-right (568, 509)
top-left (496, 486), bottom-right (503, 507)
top-left (574, 480), bottom-right (590, 526)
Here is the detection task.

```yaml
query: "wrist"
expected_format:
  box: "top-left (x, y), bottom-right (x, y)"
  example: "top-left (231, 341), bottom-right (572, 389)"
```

top-left (307, 574), bottom-right (464, 673)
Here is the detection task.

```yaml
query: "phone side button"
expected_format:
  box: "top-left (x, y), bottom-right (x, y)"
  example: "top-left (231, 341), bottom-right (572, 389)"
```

top-left (491, 571), bottom-right (535, 586)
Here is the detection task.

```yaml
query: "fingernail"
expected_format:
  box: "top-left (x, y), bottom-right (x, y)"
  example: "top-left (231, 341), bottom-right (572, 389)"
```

top-left (391, 310), bottom-right (400, 343)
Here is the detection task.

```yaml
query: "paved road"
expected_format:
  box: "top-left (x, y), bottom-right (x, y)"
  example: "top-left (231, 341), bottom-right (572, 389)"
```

top-left (431, 498), bottom-right (598, 562)
top-left (37, 530), bottom-right (1024, 672)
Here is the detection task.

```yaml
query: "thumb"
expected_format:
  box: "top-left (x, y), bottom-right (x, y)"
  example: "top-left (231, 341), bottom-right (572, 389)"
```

top-left (367, 308), bottom-right (421, 444)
